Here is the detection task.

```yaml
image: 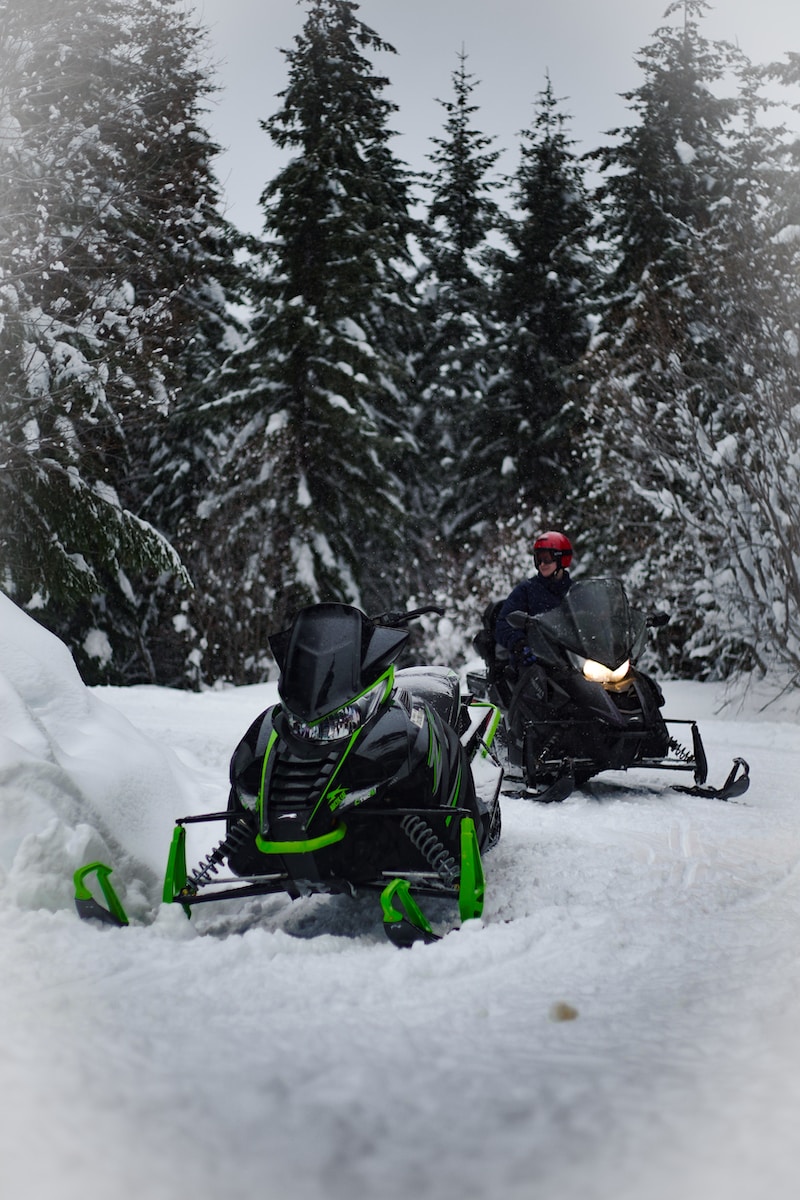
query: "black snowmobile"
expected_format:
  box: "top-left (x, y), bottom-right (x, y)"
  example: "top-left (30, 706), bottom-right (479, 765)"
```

top-left (75, 603), bottom-right (503, 946)
top-left (468, 577), bottom-right (749, 804)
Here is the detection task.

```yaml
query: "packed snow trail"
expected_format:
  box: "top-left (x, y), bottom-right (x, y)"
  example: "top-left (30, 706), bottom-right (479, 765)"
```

top-left (1, 591), bottom-right (800, 1200)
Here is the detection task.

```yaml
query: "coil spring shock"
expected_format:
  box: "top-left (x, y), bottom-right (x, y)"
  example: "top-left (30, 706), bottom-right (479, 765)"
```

top-left (188, 815), bottom-right (256, 890)
top-left (668, 735), bottom-right (694, 765)
top-left (534, 728), bottom-right (562, 767)
top-left (400, 814), bottom-right (459, 887)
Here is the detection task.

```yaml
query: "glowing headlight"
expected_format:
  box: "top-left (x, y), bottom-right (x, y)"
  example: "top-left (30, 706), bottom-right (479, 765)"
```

top-left (582, 658), bottom-right (631, 684)
top-left (285, 677), bottom-right (388, 742)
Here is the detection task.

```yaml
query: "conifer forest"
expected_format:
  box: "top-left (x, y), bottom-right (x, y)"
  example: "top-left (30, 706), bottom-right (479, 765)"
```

top-left (1, 0), bottom-right (799, 689)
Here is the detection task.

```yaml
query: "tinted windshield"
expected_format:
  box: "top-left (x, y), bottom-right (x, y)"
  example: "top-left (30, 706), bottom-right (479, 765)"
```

top-left (273, 603), bottom-right (408, 723)
top-left (532, 577), bottom-right (647, 668)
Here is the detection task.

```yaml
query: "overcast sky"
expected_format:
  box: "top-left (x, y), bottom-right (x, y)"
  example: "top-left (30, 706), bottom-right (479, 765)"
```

top-left (190, 0), bottom-right (800, 236)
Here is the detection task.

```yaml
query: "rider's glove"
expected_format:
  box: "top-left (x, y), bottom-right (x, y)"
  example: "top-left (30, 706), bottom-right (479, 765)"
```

top-left (514, 643), bottom-right (536, 667)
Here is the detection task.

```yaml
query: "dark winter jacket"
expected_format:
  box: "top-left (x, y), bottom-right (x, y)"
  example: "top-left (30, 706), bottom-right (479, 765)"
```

top-left (495, 571), bottom-right (572, 654)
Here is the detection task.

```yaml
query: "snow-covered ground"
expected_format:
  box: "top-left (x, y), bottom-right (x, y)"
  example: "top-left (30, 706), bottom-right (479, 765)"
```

top-left (2, 589), bottom-right (800, 1200)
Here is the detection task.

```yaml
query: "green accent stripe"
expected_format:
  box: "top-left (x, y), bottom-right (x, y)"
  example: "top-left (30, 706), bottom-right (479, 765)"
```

top-left (308, 725), bottom-right (363, 824)
top-left (257, 728), bottom-right (280, 825)
top-left (480, 704), bottom-right (503, 754)
top-left (255, 823), bottom-right (346, 855)
top-left (302, 666), bottom-right (395, 729)
top-left (445, 759), bottom-right (462, 827)
top-left (426, 709), bottom-right (442, 793)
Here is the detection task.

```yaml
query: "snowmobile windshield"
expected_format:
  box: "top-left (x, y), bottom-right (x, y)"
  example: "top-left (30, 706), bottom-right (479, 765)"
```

top-left (274, 603), bottom-right (408, 724)
top-left (531, 578), bottom-right (648, 670)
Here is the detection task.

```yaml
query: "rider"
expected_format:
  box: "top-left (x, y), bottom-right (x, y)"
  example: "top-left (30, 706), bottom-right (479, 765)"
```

top-left (495, 530), bottom-right (573, 670)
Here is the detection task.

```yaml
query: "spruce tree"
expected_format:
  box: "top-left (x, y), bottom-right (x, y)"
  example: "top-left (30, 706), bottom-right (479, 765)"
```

top-left (580, 1), bottom-right (744, 663)
top-left (198, 0), bottom-right (421, 680)
top-left (478, 77), bottom-right (595, 535)
top-left (0, 0), bottom-right (187, 681)
top-left (120, 0), bottom-right (248, 685)
top-left (0, 0), bottom-right (244, 684)
top-left (635, 52), bottom-right (800, 678)
top-left (414, 50), bottom-right (500, 557)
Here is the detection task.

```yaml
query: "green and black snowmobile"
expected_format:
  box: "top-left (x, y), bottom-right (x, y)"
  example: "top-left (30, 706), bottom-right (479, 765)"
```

top-left (76, 603), bottom-right (503, 945)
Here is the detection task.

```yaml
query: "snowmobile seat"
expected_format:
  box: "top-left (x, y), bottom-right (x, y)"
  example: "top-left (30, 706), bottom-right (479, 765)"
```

top-left (472, 600), bottom-right (510, 681)
top-left (472, 600), bottom-right (514, 709)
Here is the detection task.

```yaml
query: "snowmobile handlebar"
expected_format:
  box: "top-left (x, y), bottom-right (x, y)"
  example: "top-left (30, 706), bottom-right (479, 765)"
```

top-left (371, 605), bottom-right (445, 628)
top-left (506, 608), bottom-right (670, 630)
top-left (646, 611), bottom-right (670, 628)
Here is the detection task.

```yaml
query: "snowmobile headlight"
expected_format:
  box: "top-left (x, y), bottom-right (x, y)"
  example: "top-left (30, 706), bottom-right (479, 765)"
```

top-left (284, 678), bottom-right (389, 742)
top-left (582, 658), bottom-right (631, 684)
top-left (287, 704), bottom-right (362, 742)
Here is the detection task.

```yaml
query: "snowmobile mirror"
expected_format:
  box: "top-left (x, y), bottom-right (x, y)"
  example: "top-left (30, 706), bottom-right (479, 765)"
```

top-left (505, 610), bottom-right (528, 630)
top-left (647, 611), bottom-right (670, 627)
top-left (371, 605), bottom-right (445, 626)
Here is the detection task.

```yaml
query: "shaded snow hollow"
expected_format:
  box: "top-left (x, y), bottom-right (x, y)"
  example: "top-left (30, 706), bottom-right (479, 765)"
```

top-left (1, 589), bottom-right (800, 1200)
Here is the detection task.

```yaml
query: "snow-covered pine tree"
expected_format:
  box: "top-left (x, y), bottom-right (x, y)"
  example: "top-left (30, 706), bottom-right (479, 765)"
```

top-left (409, 77), bottom-right (595, 668)
top-left (117, 0), bottom-right (249, 686)
top-left (477, 76), bottom-right (595, 536)
top-left (413, 50), bottom-right (500, 563)
top-left (631, 51), bottom-right (800, 679)
top-left (0, 0), bottom-right (200, 682)
top-left (196, 0), bottom-right (421, 681)
top-left (580, 1), bottom-right (744, 667)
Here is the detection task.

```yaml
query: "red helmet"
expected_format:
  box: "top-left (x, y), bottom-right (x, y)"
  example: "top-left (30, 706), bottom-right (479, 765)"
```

top-left (533, 530), bottom-right (573, 569)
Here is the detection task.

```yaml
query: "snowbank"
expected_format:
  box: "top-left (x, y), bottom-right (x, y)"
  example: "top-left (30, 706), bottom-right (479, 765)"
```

top-left (0, 592), bottom-right (193, 917)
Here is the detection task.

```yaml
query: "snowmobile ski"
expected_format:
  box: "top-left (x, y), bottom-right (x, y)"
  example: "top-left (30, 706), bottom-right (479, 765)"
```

top-left (502, 769), bottom-right (576, 804)
top-left (380, 879), bottom-right (441, 946)
top-left (74, 861), bottom-right (129, 927)
top-left (672, 756), bottom-right (750, 801)
top-left (379, 816), bottom-right (485, 945)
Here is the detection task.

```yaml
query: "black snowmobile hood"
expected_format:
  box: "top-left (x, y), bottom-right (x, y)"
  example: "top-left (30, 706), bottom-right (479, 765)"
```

top-left (270, 603), bottom-right (409, 723)
top-left (528, 577), bottom-right (648, 670)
